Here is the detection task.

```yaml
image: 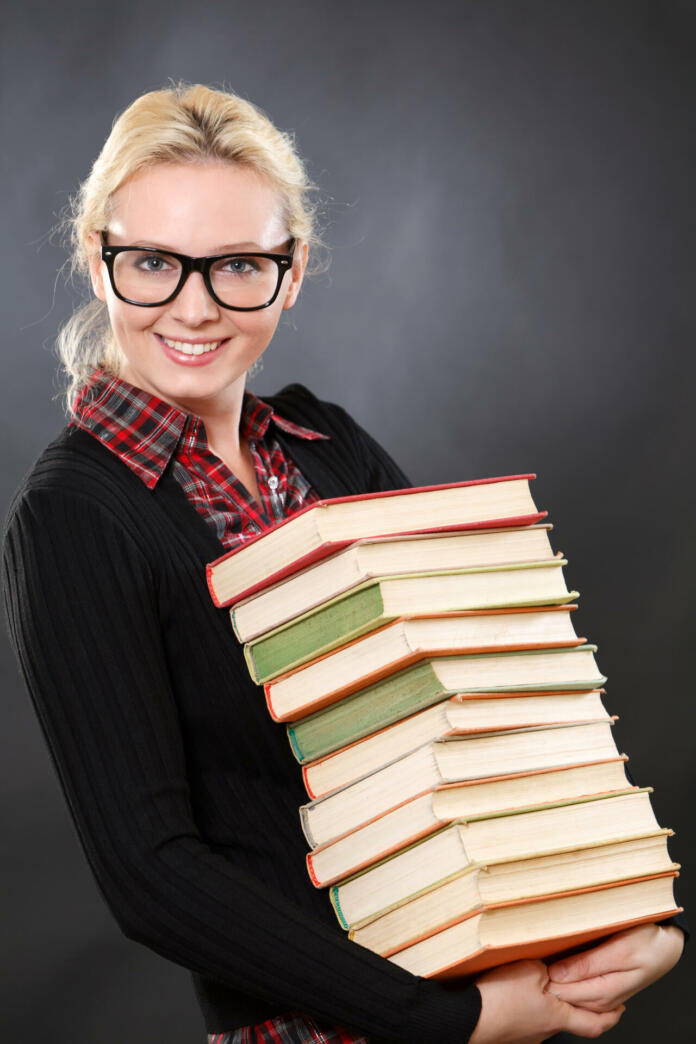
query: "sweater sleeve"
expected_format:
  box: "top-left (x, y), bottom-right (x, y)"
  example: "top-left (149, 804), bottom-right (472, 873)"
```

top-left (2, 484), bottom-right (481, 1043)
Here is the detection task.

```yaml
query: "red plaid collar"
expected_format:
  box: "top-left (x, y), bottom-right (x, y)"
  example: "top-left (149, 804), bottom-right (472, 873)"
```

top-left (70, 369), bottom-right (329, 489)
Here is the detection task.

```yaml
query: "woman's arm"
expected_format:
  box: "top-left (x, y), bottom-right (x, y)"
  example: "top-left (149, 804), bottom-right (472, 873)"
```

top-left (2, 482), bottom-right (480, 1044)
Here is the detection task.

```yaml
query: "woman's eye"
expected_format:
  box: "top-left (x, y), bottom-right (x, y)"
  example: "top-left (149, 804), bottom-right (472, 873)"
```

top-left (133, 252), bottom-right (172, 273)
top-left (224, 257), bottom-right (260, 275)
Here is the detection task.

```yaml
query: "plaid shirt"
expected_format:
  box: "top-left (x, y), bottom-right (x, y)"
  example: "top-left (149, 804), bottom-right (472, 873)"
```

top-left (69, 369), bottom-right (328, 551)
top-left (207, 1013), bottom-right (368, 1044)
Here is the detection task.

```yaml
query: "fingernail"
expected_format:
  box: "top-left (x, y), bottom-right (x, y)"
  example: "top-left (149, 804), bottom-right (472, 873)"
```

top-left (552, 962), bottom-right (568, 981)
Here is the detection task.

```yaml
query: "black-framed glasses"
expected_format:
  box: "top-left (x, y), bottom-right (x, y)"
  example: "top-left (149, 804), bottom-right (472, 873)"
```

top-left (100, 233), bottom-right (296, 311)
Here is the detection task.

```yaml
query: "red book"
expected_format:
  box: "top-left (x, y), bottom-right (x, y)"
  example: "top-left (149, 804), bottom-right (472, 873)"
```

top-left (206, 475), bottom-right (545, 607)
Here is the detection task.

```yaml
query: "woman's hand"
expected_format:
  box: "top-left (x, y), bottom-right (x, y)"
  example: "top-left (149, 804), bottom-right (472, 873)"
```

top-left (545, 923), bottom-right (685, 1013)
top-left (469, 959), bottom-right (626, 1043)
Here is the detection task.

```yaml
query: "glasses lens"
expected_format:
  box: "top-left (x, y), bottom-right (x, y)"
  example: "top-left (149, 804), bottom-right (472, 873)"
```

top-left (113, 250), bottom-right (182, 304)
top-left (209, 255), bottom-right (281, 308)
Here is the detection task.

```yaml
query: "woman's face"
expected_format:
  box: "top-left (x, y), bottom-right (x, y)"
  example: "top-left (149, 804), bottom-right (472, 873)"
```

top-left (88, 161), bottom-right (307, 415)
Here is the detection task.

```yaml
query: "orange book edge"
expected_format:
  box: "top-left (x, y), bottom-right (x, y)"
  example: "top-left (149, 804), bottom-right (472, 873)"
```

top-left (266, 634), bottom-right (589, 723)
top-left (300, 688), bottom-right (608, 791)
top-left (266, 605), bottom-right (580, 685)
top-left (306, 763), bottom-right (634, 888)
top-left (380, 871), bottom-right (680, 958)
top-left (306, 747), bottom-right (624, 851)
top-left (229, 522), bottom-right (558, 629)
top-left (382, 872), bottom-right (681, 968)
top-left (428, 900), bottom-right (683, 978)
top-left (258, 604), bottom-right (579, 685)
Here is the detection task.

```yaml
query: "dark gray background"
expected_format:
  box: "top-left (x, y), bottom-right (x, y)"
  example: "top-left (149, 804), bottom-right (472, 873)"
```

top-left (1, 1), bottom-right (693, 1041)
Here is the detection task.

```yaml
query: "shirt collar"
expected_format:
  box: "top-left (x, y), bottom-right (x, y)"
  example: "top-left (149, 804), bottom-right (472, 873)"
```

top-left (70, 369), bottom-right (329, 489)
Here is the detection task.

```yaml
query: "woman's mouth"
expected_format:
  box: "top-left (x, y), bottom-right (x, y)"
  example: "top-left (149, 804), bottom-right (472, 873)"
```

top-left (155, 333), bottom-right (228, 365)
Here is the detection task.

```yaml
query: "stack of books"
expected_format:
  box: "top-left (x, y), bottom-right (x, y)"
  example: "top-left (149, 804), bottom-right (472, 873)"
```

top-left (207, 475), bottom-right (680, 978)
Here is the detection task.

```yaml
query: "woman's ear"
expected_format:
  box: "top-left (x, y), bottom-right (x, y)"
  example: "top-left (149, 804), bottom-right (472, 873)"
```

top-left (282, 239), bottom-right (309, 311)
top-left (86, 231), bottom-right (107, 302)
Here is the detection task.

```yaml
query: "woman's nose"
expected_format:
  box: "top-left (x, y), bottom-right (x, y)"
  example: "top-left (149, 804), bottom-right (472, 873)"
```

top-left (169, 270), bottom-right (219, 324)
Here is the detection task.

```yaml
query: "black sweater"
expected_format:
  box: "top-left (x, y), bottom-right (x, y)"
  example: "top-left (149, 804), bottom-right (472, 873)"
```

top-left (2, 384), bottom-right (482, 1042)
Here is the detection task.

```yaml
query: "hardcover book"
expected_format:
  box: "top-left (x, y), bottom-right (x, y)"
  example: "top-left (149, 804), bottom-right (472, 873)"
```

top-left (329, 790), bottom-right (661, 927)
top-left (246, 599), bottom-right (581, 685)
top-left (388, 875), bottom-right (680, 979)
top-left (307, 757), bottom-right (632, 888)
top-left (283, 643), bottom-right (606, 740)
top-left (350, 834), bottom-right (678, 956)
top-left (301, 720), bottom-right (620, 851)
top-left (231, 524), bottom-right (557, 642)
top-left (207, 475), bottom-right (545, 606)
top-left (301, 688), bottom-right (610, 797)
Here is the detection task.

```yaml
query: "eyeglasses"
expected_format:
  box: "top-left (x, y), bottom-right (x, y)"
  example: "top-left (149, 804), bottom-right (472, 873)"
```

top-left (99, 233), bottom-right (296, 311)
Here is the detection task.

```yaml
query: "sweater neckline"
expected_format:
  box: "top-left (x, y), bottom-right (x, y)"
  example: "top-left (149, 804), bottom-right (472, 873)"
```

top-left (150, 426), bottom-right (344, 566)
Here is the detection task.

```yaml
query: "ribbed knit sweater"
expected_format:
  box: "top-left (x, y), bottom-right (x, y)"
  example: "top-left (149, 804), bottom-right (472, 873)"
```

top-left (2, 383), bottom-right (483, 1042)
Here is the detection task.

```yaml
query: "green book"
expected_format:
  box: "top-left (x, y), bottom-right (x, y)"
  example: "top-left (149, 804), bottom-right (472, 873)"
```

top-left (287, 644), bottom-right (605, 764)
top-left (245, 559), bottom-right (576, 683)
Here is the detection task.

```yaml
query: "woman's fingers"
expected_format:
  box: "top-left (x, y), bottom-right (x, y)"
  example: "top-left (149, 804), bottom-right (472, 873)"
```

top-left (561, 1002), bottom-right (626, 1038)
top-left (547, 930), bottom-right (641, 984)
top-left (471, 959), bottom-right (628, 1042)
top-left (546, 970), bottom-right (640, 1012)
top-left (546, 923), bottom-right (685, 1015)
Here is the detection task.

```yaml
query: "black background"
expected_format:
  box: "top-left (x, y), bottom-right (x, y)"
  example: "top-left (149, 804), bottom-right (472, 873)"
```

top-left (1, 1), bottom-right (693, 1040)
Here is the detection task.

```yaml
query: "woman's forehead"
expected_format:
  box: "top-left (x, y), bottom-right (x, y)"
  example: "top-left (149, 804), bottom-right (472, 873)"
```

top-left (107, 161), bottom-right (287, 252)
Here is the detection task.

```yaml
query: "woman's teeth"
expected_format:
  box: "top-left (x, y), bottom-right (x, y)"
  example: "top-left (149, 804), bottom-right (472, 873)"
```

top-left (161, 336), bottom-right (223, 356)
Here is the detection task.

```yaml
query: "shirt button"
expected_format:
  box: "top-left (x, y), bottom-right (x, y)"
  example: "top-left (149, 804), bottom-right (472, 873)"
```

top-left (267, 475), bottom-right (279, 491)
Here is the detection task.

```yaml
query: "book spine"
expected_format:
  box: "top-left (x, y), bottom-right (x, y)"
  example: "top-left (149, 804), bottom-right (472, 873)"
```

top-left (330, 885), bottom-right (350, 928)
top-left (230, 606), bottom-right (243, 641)
top-left (285, 661), bottom-right (447, 758)
top-left (243, 643), bottom-right (260, 683)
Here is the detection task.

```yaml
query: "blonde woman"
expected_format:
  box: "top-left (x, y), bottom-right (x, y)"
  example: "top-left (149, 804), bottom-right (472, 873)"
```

top-left (2, 84), bottom-right (684, 1044)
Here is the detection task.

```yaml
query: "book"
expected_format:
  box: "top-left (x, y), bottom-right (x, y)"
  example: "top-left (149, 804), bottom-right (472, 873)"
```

top-left (301, 720), bottom-right (620, 850)
top-left (288, 645), bottom-right (606, 762)
top-left (206, 475), bottom-right (545, 606)
top-left (302, 689), bottom-right (610, 798)
top-left (231, 524), bottom-right (557, 642)
top-left (329, 790), bottom-right (660, 927)
top-left (247, 601), bottom-right (582, 685)
top-left (387, 874), bottom-right (680, 978)
top-left (277, 643), bottom-right (605, 726)
top-left (307, 757), bottom-right (633, 887)
top-left (350, 833), bottom-right (678, 955)
top-left (248, 562), bottom-right (577, 685)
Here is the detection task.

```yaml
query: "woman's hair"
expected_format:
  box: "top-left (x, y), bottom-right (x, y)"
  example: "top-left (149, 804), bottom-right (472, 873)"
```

top-left (56, 82), bottom-right (324, 415)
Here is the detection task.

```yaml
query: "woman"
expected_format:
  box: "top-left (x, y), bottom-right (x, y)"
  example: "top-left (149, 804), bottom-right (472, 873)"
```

top-left (2, 83), bottom-right (684, 1044)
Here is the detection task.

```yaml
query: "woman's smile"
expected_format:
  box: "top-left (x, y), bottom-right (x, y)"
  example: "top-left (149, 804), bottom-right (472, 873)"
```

top-left (155, 331), bottom-right (229, 364)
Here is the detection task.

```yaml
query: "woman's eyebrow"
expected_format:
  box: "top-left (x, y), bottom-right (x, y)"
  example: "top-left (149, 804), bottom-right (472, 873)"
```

top-left (128, 239), bottom-right (268, 253)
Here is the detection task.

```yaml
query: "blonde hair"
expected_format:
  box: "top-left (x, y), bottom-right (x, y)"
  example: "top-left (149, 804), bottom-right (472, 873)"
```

top-left (56, 82), bottom-right (325, 414)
